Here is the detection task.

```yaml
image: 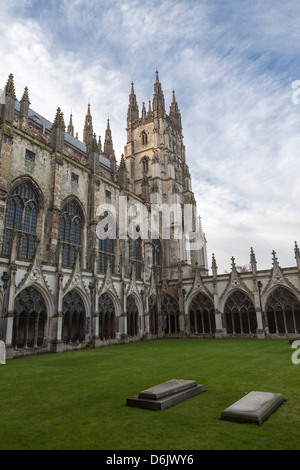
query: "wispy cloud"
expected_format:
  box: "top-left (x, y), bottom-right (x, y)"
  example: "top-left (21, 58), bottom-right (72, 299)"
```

top-left (0, 0), bottom-right (300, 272)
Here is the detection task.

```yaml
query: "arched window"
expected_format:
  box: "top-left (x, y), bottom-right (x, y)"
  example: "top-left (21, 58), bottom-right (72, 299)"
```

top-left (62, 291), bottom-right (86, 343)
top-left (59, 200), bottom-right (84, 267)
top-left (141, 131), bottom-right (148, 146)
top-left (149, 296), bottom-right (158, 334)
top-left (161, 295), bottom-right (179, 334)
top-left (224, 291), bottom-right (257, 335)
top-left (99, 293), bottom-right (116, 340)
top-left (13, 287), bottom-right (47, 348)
top-left (98, 212), bottom-right (116, 274)
top-left (152, 238), bottom-right (163, 279)
top-left (126, 294), bottom-right (139, 337)
top-left (189, 293), bottom-right (215, 335)
top-left (265, 287), bottom-right (300, 334)
top-left (2, 181), bottom-right (40, 259)
top-left (129, 237), bottom-right (142, 279)
top-left (141, 156), bottom-right (149, 174)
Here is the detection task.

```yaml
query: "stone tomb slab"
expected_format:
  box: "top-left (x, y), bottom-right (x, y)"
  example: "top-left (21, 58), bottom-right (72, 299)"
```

top-left (127, 379), bottom-right (204, 411)
top-left (221, 391), bottom-right (285, 426)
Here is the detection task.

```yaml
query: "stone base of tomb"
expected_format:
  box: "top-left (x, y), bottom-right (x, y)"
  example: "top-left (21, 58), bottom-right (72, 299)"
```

top-left (127, 379), bottom-right (204, 411)
top-left (221, 391), bottom-right (285, 425)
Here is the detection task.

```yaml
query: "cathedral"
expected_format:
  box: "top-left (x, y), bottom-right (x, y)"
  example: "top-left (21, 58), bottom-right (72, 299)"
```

top-left (0, 71), bottom-right (300, 359)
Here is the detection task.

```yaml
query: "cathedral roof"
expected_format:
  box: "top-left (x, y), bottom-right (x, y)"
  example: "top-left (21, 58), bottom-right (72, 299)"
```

top-left (3, 92), bottom-right (112, 169)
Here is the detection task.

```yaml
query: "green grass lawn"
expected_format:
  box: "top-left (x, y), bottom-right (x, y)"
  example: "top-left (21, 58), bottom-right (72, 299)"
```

top-left (0, 338), bottom-right (299, 450)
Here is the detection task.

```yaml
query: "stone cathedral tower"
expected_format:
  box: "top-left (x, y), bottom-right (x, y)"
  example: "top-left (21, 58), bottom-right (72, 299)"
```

top-left (124, 72), bottom-right (208, 279)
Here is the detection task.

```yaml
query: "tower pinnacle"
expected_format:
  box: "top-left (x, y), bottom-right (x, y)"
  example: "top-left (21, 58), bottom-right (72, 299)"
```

top-left (152, 71), bottom-right (165, 118)
top-left (83, 103), bottom-right (93, 146)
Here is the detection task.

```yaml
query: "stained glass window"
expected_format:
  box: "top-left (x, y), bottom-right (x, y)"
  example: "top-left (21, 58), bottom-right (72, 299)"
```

top-left (2, 181), bottom-right (39, 259)
top-left (59, 200), bottom-right (83, 267)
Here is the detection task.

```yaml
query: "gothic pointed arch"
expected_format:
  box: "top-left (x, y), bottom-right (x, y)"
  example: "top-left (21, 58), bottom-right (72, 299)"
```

top-left (59, 197), bottom-right (85, 267)
top-left (224, 290), bottom-right (257, 335)
top-left (265, 286), bottom-right (300, 335)
top-left (126, 294), bottom-right (139, 337)
top-left (2, 177), bottom-right (43, 260)
top-left (98, 210), bottom-right (116, 274)
top-left (62, 290), bottom-right (86, 343)
top-left (13, 286), bottom-right (47, 348)
top-left (99, 292), bottom-right (116, 340)
top-left (149, 295), bottom-right (158, 334)
top-left (129, 236), bottom-right (142, 279)
top-left (152, 238), bottom-right (163, 279)
top-left (161, 294), bottom-right (179, 334)
top-left (188, 292), bottom-right (215, 335)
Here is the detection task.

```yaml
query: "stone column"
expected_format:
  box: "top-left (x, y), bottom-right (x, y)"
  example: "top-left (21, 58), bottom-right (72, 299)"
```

top-left (213, 282), bottom-right (226, 338)
top-left (93, 285), bottom-right (100, 347)
top-left (50, 274), bottom-right (64, 353)
top-left (255, 281), bottom-right (265, 339)
top-left (5, 269), bottom-right (16, 352)
top-left (117, 281), bottom-right (128, 343)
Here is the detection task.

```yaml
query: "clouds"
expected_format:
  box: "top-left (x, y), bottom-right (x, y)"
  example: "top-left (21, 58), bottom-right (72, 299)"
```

top-left (0, 0), bottom-right (300, 272)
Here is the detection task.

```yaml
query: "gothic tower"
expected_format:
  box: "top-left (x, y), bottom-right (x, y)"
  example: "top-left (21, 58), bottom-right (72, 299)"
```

top-left (124, 72), bottom-right (208, 277)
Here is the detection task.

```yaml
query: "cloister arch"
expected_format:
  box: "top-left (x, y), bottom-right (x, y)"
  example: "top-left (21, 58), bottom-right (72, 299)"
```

top-left (161, 295), bottom-right (179, 334)
top-left (62, 290), bottom-right (86, 343)
top-left (265, 286), bottom-right (300, 335)
top-left (12, 286), bottom-right (47, 348)
top-left (126, 294), bottom-right (139, 337)
top-left (224, 290), bottom-right (257, 335)
top-left (98, 292), bottom-right (116, 340)
top-left (149, 295), bottom-right (158, 334)
top-left (188, 292), bottom-right (216, 335)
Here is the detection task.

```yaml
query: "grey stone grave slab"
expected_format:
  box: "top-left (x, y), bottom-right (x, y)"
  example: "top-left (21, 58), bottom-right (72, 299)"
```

top-left (127, 379), bottom-right (204, 411)
top-left (221, 391), bottom-right (285, 426)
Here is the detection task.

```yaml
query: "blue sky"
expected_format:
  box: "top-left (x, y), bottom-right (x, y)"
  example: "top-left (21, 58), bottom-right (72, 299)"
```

top-left (1, 0), bottom-right (300, 273)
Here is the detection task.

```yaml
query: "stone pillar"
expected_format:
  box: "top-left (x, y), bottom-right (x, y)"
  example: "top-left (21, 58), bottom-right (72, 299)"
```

top-left (213, 282), bottom-right (226, 338)
top-left (93, 283), bottom-right (100, 347)
top-left (145, 293), bottom-right (150, 337)
top-left (117, 281), bottom-right (128, 342)
top-left (50, 274), bottom-right (64, 353)
top-left (255, 281), bottom-right (265, 339)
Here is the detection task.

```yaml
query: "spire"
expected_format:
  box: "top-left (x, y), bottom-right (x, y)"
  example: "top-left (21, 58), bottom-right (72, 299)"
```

top-left (250, 247), bottom-right (257, 279)
top-left (83, 103), bottom-right (93, 146)
top-left (52, 108), bottom-right (65, 130)
top-left (295, 241), bottom-right (300, 270)
top-left (152, 70), bottom-right (165, 118)
top-left (142, 102), bottom-right (146, 121)
top-left (155, 70), bottom-right (159, 84)
top-left (21, 87), bottom-right (30, 104)
top-left (271, 250), bottom-right (283, 283)
top-left (169, 90), bottom-right (182, 131)
top-left (5, 73), bottom-right (17, 100)
top-left (272, 250), bottom-right (279, 269)
top-left (51, 107), bottom-right (65, 151)
top-left (127, 82), bottom-right (139, 123)
top-left (1, 73), bottom-right (17, 123)
top-left (20, 87), bottom-right (31, 116)
top-left (92, 133), bottom-right (98, 152)
top-left (212, 253), bottom-right (218, 279)
top-left (67, 113), bottom-right (74, 137)
top-left (118, 154), bottom-right (129, 189)
top-left (119, 153), bottom-right (126, 169)
top-left (98, 135), bottom-right (102, 154)
top-left (103, 118), bottom-right (114, 158)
